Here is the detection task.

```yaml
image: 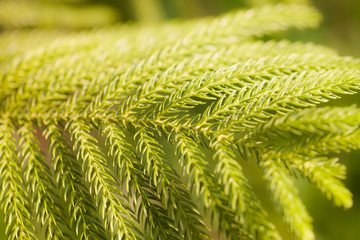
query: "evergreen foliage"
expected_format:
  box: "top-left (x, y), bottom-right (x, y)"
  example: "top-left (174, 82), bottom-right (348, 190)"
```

top-left (0, 3), bottom-right (359, 240)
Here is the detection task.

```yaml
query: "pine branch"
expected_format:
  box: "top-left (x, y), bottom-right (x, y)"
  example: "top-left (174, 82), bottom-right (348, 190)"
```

top-left (0, 117), bottom-right (36, 240)
top-left (131, 123), bottom-right (209, 239)
top-left (259, 154), bottom-right (314, 240)
top-left (241, 106), bottom-right (360, 154)
top-left (66, 119), bottom-right (142, 240)
top-left (17, 120), bottom-right (70, 240)
top-left (200, 70), bottom-right (360, 133)
top-left (94, 118), bottom-right (209, 240)
top-left (288, 155), bottom-right (353, 209)
top-left (211, 137), bottom-right (280, 239)
top-left (0, 3), bottom-right (359, 240)
top-left (43, 121), bottom-right (107, 240)
top-left (172, 130), bottom-right (251, 239)
top-left (106, 55), bottom-right (359, 125)
top-left (0, 4), bottom-right (323, 116)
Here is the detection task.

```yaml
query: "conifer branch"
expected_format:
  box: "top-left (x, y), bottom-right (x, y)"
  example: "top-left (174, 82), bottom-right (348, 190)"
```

top-left (0, 3), bottom-right (359, 240)
top-left (260, 155), bottom-right (314, 240)
top-left (241, 106), bottom-right (360, 154)
top-left (43, 121), bottom-right (107, 240)
top-left (0, 117), bottom-right (36, 240)
top-left (96, 118), bottom-right (210, 240)
top-left (132, 124), bottom-right (209, 239)
top-left (172, 130), bottom-right (251, 239)
top-left (289, 155), bottom-right (353, 209)
top-left (66, 119), bottom-right (142, 240)
top-left (211, 137), bottom-right (280, 239)
top-left (18, 120), bottom-right (69, 240)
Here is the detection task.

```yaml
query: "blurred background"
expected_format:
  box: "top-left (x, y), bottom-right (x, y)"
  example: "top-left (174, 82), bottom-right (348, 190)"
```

top-left (0, 0), bottom-right (359, 239)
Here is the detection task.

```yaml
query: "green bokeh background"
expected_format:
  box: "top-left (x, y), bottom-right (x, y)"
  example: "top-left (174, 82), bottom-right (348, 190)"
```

top-left (0, 0), bottom-right (359, 239)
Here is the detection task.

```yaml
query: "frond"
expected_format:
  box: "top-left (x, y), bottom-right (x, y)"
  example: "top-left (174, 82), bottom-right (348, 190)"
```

top-left (98, 120), bottom-right (181, 240)
top-left (0, 117), bottom-right (36, 240)
top-left (66, 119), bottom-right (142, 240)
top-left (289, 155), bottom-right (353, 209)
top-left (242, 106), bottom-right (360, 154)
top-left (204, 70), bottom-right (360, 133)
top-left (43, 121), bottom-right (107, 239)
top-left (96, 118), bottom-right (209, 240)
top-left (18, 120), bottom-right (69, 239)
top-left (131, 124), bottom-right (209, 239)
top-left (172, 130), bottom-right (251, 239)
top-left (259, 155), bottom-right (314, 240)
top-left (1, 3), bottom-right (360, 240)
top-left (211, 137), bottom-right (280, 239)
top-left (0, 4), bottom-right (323, 117)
